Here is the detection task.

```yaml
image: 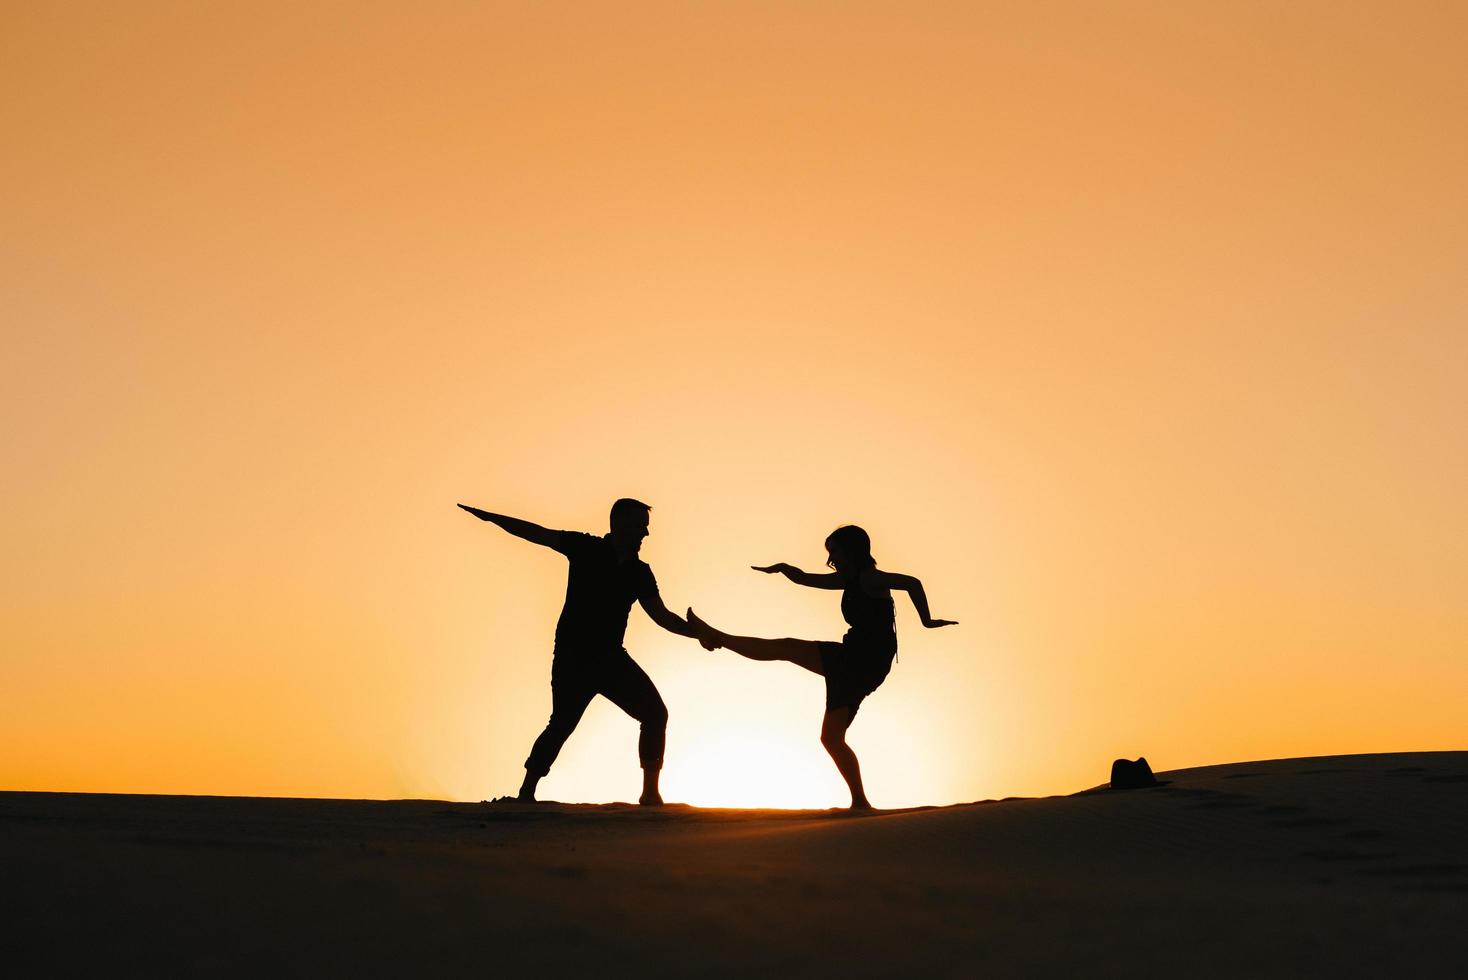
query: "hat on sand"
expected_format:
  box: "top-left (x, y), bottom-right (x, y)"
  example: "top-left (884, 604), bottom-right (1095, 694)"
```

top-left (1110, 757), bottom-right (1159, 789)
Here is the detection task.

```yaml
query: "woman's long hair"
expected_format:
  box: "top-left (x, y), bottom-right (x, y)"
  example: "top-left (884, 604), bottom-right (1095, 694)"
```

top-left (825, 525), bottom-right (877, 576)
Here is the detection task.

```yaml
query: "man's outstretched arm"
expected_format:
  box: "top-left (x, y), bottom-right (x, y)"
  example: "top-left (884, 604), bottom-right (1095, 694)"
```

top-left (639, 589), bottom-right (698, 639)
top-left (457, 503), bottom-right (560, 549)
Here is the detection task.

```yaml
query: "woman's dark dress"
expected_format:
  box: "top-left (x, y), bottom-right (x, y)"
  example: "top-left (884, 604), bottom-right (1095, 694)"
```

top-left (818, 570), bottom-right (897, 718)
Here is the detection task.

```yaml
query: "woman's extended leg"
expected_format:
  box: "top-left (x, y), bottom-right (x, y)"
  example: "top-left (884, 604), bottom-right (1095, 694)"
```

top-left (687, 608), bottom-right (824, 675)
top-left (821, 706), bottom-right (871, 810)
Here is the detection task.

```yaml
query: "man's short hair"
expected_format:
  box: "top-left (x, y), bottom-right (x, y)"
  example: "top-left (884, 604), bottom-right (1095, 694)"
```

top-left (610, 497), bottom-right (652, 525)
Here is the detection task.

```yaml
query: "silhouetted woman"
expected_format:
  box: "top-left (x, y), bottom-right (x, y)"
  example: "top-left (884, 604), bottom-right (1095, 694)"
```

top-left (687, 525), bottom-right (955, 810)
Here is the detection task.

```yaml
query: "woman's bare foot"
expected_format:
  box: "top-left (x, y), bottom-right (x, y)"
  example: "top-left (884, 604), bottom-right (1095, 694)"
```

top-left (686, 608), bottom-right (724, 650)
top-left (640, 769), bottom-right (663, 806)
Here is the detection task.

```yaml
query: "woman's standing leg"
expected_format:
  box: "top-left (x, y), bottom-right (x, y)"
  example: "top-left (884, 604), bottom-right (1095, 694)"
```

top-left (820, 706), bottom-right (871, 810)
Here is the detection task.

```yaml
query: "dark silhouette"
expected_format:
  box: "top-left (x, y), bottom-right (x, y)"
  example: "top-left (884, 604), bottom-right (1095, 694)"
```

top-left (688, 525), bottom-right (956, 810)
top-left (1110, 757), bottom-right (1160, 789)
top-left (459, 499), bottom-right (699, 806)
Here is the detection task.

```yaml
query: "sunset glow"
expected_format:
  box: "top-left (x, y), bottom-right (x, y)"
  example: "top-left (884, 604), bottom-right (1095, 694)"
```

top-left (3, 2), bottom-right (1465, 808)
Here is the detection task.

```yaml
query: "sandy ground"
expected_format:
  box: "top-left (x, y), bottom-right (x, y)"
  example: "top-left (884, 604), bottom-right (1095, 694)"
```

top-left (4, 752), bottom-right (1466, 978)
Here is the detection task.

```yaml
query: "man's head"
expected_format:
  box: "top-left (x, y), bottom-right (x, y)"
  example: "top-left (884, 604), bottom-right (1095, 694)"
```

top-left (608, 497), bottom-right (652, 554)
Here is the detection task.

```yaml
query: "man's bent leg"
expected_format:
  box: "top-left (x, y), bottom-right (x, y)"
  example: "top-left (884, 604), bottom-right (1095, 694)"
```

top-left (600, 651), bottom-right (668, 805)
top-left (520, 660), bottom-right (596, 801)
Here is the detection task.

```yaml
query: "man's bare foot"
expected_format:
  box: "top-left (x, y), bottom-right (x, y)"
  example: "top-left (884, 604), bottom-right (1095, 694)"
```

top-left (639, 792), bottom-right (664, 807)
top-left (850, 799), bottom-right (874, 811)
top-left (686, 608), bottom-right (723, 650)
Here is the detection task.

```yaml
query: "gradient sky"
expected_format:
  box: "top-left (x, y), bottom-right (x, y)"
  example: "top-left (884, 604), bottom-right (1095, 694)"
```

top-left (4, 2), bottom-right (1465, 807)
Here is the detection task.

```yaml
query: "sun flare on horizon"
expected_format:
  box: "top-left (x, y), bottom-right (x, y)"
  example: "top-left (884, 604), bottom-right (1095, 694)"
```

top-left (666, 729), bottom-right (851, 811)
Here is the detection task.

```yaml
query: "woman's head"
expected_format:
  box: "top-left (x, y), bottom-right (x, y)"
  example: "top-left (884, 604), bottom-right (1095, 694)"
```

top-left (825, 525), bottom-right (876, 574)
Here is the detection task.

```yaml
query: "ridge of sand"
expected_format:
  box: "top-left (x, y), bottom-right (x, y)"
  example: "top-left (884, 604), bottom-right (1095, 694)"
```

top-left (4, 751), bottom-right (1465, 977)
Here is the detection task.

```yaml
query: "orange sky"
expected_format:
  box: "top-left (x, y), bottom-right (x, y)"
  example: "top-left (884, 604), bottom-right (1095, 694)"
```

top-left (3, 2), bottom-right (1465, 807)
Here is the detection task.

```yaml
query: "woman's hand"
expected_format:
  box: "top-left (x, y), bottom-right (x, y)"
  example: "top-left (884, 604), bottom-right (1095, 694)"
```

top-left (752, 563), bottom-right (794, 575)
top-left (923, 618), bottom-right (959, 628)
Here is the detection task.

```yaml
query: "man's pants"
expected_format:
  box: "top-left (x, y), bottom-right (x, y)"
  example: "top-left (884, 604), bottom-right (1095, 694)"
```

top-left (524, 648), bottom-right (668, 778)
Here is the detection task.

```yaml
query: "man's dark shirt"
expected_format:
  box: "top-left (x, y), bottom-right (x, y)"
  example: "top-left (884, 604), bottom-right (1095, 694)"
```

top-left (552, 531), bottom-right (659, 655)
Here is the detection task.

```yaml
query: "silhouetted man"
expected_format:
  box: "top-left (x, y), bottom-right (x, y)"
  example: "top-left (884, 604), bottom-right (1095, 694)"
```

top-left (458, 498), bottom-right (698, 805)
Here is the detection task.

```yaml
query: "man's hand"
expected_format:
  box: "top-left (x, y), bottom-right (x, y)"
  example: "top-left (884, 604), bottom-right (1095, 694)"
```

top-left (686, 608), bottom-right (723, 651)
top-left (752, 563), bottom-right (794, 575)
top-left (458, 503), bottom-right (493, 520)
top-left (923, 618), bottom-right (959, 628)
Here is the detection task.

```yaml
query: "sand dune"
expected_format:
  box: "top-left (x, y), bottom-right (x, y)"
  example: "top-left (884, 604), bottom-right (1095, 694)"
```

top-left (4, 752), bottom-right (1465, 977)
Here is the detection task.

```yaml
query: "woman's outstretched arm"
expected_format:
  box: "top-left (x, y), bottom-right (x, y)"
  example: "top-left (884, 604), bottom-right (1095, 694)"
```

top-left (752, 563), bottom-right (845, 590)
top-left (875, 571), bottom-right (957, 628)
